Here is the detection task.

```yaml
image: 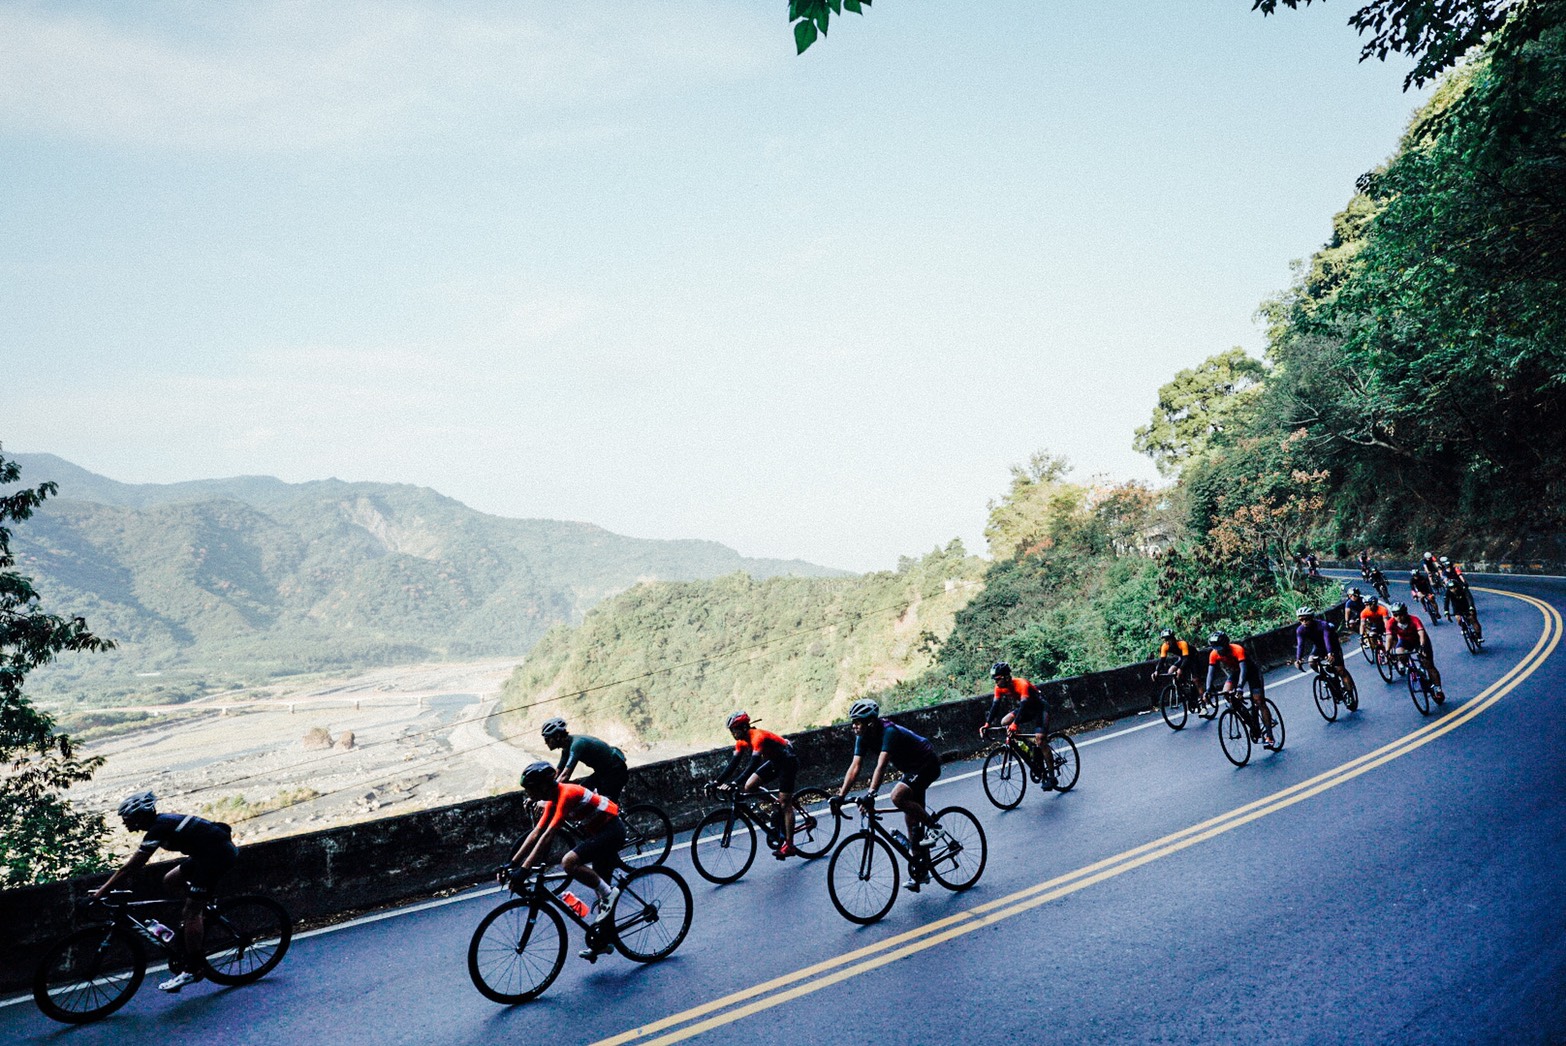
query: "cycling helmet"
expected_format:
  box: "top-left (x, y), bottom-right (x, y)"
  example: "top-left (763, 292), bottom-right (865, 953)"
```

top-left (1159, 628), bottom-right (1174, 640)
top-left (1423, 551), bottom-right (1435, 560)
top-left (1366, 595), bottom-right (1380, 606)
top-left (726, 711), bottom-right (751, 731)
top-left (1410, 569), bottom-right (1422, 578)
top-left (117, 791), bottom-right (157, 821)
top-left (1440, 556), bottom-right (1451, 566)
top-left (1348, 587), bottom-right (1362, 597)
top-left (848, 699), bottom-right (881, 722)
top-left (519, 762), bottom-right (556, 795)
top-left (540, 717), bottom-right (568, 740)
top-left (989, 661), bottom-right (1012, 679)
top-left (1389, 602), bottom-right (1409, 615)
top-left (1208, 631), bottom-right (1229, 648)
top-left (1296, 606), bottom-right (1314, 618)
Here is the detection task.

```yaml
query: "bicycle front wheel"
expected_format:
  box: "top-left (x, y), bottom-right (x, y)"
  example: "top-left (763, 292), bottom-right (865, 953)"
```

top-left (788, 788), bottom-right (840, 859)
top-left (1408, 667), bottom-right (1434, 715)
top-left (690, 808), bottom-right (756, 884)
top-left (1159, 682), bottom-right (1188, 731)
top-left (1343, 673), bottom-right (1360, 712)
top-left (1218, 708), bottom-right (1251, 767)
top-left (1462, 620), bottom-right (1481, 655)
top-left (927, 806), bottom-right (987, 891)
top-left (1197, 688), bottom-right (1220, 720)
top-left (827, 831), bottom-right (899, 925)
top-left (1375, 646), bottom-right (1394, 683)
top-left (1262, 698), bottom-right (1285, 753)
top-left (981, 747), bottom-right (1026, 809)
top-left (1312, 676), bottom-right (1338, 722)
top-left (467, 899), bottom-right (567, 1004)
top-left (1048, 733), bottom-right (1080, 792)
top-left (620, 803), bottom-right (674, 867)
top-left (33, 925), bottom-right (146, 1025)
top-left (612, 866), bottom-right (693, 962)
top-left (203, 895), bottom-right (292, 985)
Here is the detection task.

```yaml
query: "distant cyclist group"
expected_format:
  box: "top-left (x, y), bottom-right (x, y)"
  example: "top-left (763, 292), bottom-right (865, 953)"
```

top-left (37, 556), bottom-right (1492, 1019)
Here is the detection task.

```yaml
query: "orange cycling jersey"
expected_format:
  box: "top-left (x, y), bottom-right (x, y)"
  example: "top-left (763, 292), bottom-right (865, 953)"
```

top-left (539, 783), bottom-right (618, 834)
top-left (734, 728), bottom-right (792, 761)
top-left (993, 678), bottom-right (1041, 702)
top-left (1159, 640), bottom-right (1192, 659)
top-left (1208, 643), bottom-right (1247, 668)
top-left (1360, 605), bottom-right (1391, 631)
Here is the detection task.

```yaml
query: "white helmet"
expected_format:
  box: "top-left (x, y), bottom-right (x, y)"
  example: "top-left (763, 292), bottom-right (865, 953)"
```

top-left (117, 791), bottom-right (157, 820)
top-left (848, 699), bottom-right (881, 722)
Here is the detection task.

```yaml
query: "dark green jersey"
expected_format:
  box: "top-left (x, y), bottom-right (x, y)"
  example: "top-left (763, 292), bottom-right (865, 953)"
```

top-left (556, 734), bottom-right (626, 777)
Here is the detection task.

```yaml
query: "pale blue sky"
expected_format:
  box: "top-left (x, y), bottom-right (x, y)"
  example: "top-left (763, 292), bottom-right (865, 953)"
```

top-left (2, 1), bottom-right (1426, 571)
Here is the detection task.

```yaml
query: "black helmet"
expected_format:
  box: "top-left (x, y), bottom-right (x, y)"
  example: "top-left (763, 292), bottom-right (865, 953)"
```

top-left (520, 762), bottom-right (556, 795)
top-left (848, 699), bottom-right (880, 722)
top-left (1208, 631), bottom-right (1229, 648)
top-left (540, 717), bottom-right (568, 740)
top-left (1367, 595), bottom-right (1380, 605)
top-left (1410, 569), bottom-right (1422, 578)
top-left (989, 661), bottom-right (1011, 679)
top-left (1348, 587), bottom-right (1361, 597)
top-left (1159, 628), bottom-right (1174, 640)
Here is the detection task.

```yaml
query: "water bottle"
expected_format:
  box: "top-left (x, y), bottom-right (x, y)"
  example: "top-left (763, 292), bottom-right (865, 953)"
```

top-left (889, 829), bottom-right (909, 850)
top-left (145, 919), bottom-right (177, 945)
top-left (560, 891), bottom-right (590, 919)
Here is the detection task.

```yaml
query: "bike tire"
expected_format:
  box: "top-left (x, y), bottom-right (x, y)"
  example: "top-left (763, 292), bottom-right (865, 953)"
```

top-left (1462, 620), bottom-right (1481, 655)
top-left (826, 831), bottom-right (899, 925)
top-left (1159, 682), bottom-right (1188, 731)
top-left (1408, 666), bottom-right (1434, 716)
top-left (1343, 673), bottom-right (1360, 712)
top-left (1375, 646), bottom-right (1394, 684)
top-left (927, 806), bottom-right (987, 892)
top-left (611, 866), bottom-right (693, 962)
top-left (620, 803), bottom-right (674, 868)
top-left (981, 747), bottom-right (1026, 809)
top-left (203, 895), bottom-right (292, 986)
top-left (690, 808), bottom-right (756, 884)
top-left (1359, 638), bottom-right (1376, 665)
top-left (467, 899), bottom-right (567, 1004)
top-left (1197, 688), bottom-right (1220, 721)
top-left (1313, 676), bottom-right (1338, 723)
top-left (1048, 733), bottom-right (1080, 792)
top-left (1218, 708), bottom-right (1251, 767)
top-left (32, 925), bottom-right (146, 1025)
top-left (788, 788), bottom-right (840, 859)
top-left (1262, 698), bottom-right (1285, 753)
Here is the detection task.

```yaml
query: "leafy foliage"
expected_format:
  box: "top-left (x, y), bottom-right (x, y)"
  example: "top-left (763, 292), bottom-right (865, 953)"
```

top-left (0, 449), bottom-right (114, 886)
top-left (1133, 348), bottom-right (1269, 478)
top-left (790, 0), bottom-right (871, 54)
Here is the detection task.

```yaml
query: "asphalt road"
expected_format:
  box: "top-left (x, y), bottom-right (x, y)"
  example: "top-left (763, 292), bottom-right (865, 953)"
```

top-left (6, 576), bottom-right (1563, 1045)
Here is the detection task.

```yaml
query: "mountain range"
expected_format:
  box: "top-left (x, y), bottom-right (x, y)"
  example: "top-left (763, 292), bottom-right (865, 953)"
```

top-left (5, 453), bottom-right (846, 706)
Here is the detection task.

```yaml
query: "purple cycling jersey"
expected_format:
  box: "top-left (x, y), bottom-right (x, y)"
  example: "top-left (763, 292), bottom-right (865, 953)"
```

top-left (1295, 618), bottom-right (1342, 661)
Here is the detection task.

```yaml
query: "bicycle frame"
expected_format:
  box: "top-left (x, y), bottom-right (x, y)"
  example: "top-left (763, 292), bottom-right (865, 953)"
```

top-left (839, 801), bottom-right (958, 872)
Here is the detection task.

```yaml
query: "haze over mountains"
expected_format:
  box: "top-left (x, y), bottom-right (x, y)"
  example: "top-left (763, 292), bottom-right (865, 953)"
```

top-left (6, 453), bottom-right (845, 706)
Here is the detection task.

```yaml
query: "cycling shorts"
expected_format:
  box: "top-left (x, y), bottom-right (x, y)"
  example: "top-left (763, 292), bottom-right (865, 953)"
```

top-left (178, 842), bottom-right (238, 896)
top-left (752, 753), bottom-right (799, 793)
top-left (576, 765), bottom-right (628, 803)
top-left (569, 818), bottom-right (627, 877)
top-left (1012, 696), bottom-right (1047, 728)
top-left (897, 758), bottom-right (941, 805)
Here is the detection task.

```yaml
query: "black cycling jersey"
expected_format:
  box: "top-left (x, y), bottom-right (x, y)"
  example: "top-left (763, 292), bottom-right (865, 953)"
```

top-left (136, 813), bottom-right (234, 859)
top-left (855, 719), bottom-right (936, 775)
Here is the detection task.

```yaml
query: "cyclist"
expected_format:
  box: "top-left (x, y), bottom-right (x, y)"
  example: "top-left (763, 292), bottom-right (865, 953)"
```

top-left (1409, 568), bottom-right (1437, 617)
top-left (1359, 595), bottom-right (1392, 655)
top-left (1438, 555), bottom-right (1466, 586)
top-left (1367, 565), bottom-right (1390, 598)
top-left (541, 717), bottom-right (628, 801)
top-left (1206, 632), bottom-right (1277, 747)
top-left (1304, 551), bottom-right (1321, 578)
top-left (1357, 549), bottom-right (1374, 580)
top-left (1293, 606), bottom-right (1352, 690)
top-left (712, 711), bottom-right (801, 859)
top-left (91, 791), bottom-right (238, 993)
top-left (1342, 586), bottom-right (1367, 624)
top-left (1150, 630), bottom-right (1200, 690)
top-left (837, 699), bottom-right (942, 891)
top-left (1387, 602), bottom-right (1447, 703)
top-left (1421, 551), bottom-right (1445, 591)
top-left (505, 762), bottom-right (625, 948)
top-left (1444, 573), bottom-right (1483, 639)
top-left (983, 662), bottom-right (1051, 777)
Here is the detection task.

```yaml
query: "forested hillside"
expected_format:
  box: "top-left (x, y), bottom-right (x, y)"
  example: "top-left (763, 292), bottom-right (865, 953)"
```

top-left (4, 454), bottom-right (845, 707)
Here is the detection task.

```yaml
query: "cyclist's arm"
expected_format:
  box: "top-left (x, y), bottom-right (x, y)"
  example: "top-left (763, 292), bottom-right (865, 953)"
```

top-left (713, 745), bottom-right (748, 786)
top-left (1205, 661), bottom-right (1221, 692)
top-left (864, 751), bottom-right (893, 795)
top-left (91, 848), bottom-right (152, 899)
top-left (554, 745), bottom-right (576, 782)
top-left (837, 755), bottom-right (864, 797)
top-left (515, 803), bottom-right (568, 869)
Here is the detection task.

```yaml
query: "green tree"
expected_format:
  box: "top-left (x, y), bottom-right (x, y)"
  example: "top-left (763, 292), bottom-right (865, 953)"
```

top-left (1, 449), bottom-right (115, 886)
top-left (790, 0), bottom-right (872, 54)
top-left (1133, 348), bottom-right (1268, 478)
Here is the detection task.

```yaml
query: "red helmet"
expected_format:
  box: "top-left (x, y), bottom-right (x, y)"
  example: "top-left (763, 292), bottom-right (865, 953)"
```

top-left (726, 711), bottom-right (750, 731)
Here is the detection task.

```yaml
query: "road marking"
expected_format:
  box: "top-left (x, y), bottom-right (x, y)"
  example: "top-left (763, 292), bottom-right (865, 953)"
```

top-left (593, 589), bottom-right (1560, 1046)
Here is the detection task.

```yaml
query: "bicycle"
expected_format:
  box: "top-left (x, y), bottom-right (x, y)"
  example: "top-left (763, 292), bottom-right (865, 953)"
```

top-left (1360, 630), bottom-right (1394, 683)
top-left (32, 889), bottom-right (292, 1024)
top-left (1416, 590), bottom-right (1442, 624)
top-left (688, 782), bottom-right (839, 883)
top-left (979, 725), bottom-right (1080, 809)
top-left (1214, 687), bottom-right (1285, 767)
top-left (468, 859), bottom-right (692, 1004)
top-left (521, 796), bottom-right (674, 869)
top-left (1457, 612), bottom-right (1483, 655)
top-left (1155, 669), bottom-right (1219, 731)
top-left (1388, 648), bottom-right (1444, 716)
top-left (1299, 655), bottom-right (1359, 722)
top-left (824, 797), bottom-right (987, 924)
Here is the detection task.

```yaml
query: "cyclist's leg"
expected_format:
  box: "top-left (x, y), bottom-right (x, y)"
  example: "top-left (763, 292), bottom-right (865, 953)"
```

top-left (1420, 642), bottom-right (1443, 690)
top-left (775, 755), bottom-right (798, 846)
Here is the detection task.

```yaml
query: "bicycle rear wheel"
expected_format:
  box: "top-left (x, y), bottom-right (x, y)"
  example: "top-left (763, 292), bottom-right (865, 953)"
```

top-left (612, 866), bottom-right (692, 962)
top-left (826, 831), bottom-right (898, 925)
top-left (788, 788), bottom-right (839, 859)
top-left (1048, 733), bottom-right (1080, 792)
top-left (1159, 682), bottom-right (1188, 731)
top-left (981, 747), bottom-right (1026, 809)
top-left (203, 895), bottom-right (292, 985)
top-left (1313, 676), bottom-right (1338, 722)
top-left (620, 803), bottom-right (674, 867)
top-left (33, 925), bottom-right (146, 1024)
top-left (690, 808), bottom-right (756, 884)
top-left (1218, 708), bottom-right (1251, 767)
top-left (927, 807), bottom-right (986, 891)
top-left (467, 899), bottom-right (566, 1004)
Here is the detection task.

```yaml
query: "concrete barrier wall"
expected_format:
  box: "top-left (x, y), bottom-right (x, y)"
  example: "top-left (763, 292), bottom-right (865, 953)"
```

top-left (1, 620), bottom-right (1307, 993)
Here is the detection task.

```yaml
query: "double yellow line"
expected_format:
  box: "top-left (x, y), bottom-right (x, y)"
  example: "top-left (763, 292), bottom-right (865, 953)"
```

top-left (595, 588), bottom-right (1561, 1046)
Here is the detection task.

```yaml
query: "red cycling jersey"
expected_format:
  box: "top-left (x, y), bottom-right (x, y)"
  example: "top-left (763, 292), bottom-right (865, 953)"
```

top-left (734, 728), bottom-right (791, 761)
top-left (538, 782), bottom-right (618, 834)
top-left (1388, 614), bottom-right (1427, 648)
top-left (994, 677), bottom-right (1041, 702)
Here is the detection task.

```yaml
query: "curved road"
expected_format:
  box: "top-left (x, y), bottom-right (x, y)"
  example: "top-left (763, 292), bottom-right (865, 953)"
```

top-left (6, 576), bottom-right (1564, 1044)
